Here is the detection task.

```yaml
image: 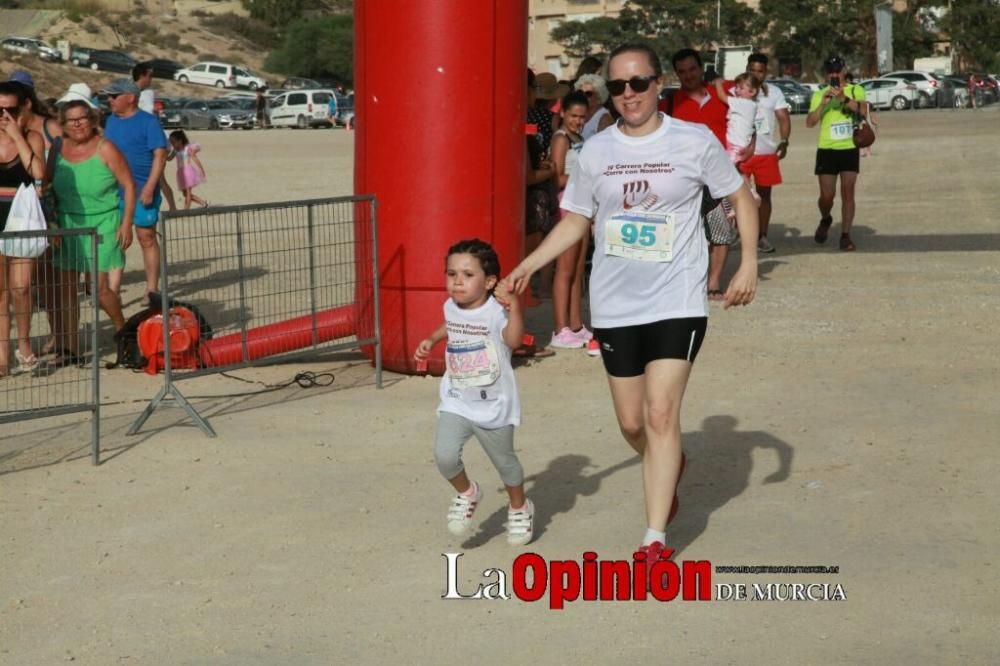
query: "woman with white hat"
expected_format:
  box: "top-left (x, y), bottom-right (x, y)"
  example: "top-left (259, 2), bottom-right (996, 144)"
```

top-left (57, 83), bottom-right (97, 107)
top-left (44, 98), bottom-right (135, 364)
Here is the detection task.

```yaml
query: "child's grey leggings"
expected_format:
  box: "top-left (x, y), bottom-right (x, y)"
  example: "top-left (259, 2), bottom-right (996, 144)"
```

top-left (434, 411), bottom-right (524, 487)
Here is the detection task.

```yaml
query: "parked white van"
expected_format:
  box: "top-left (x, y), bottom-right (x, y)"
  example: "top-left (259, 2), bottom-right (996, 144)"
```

top-left (267, 89), bottom-right (337, 128)
top-left (174, 62), bottom-right (267, 90)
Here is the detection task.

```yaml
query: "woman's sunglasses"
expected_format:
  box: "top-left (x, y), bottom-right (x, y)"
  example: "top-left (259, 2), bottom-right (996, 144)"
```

top-left (0, 106), bottom-right (21, 117)
top-left (607, 75), bottom-right (658, 97)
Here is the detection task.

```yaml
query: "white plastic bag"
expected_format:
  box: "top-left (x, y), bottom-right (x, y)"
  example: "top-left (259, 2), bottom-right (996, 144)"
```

top-left (1, 183), bottom-right (48, 259)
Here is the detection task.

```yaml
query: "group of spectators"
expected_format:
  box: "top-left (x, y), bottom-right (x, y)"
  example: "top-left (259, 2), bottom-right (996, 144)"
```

top-left (0, 66), bottom-right (169, 377)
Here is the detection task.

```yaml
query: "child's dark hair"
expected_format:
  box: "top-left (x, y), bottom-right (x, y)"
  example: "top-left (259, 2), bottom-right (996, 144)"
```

top-left (446, 239), bottom-right (501, 281)
top-left (561, 90), bottom-right (589, 113)
top-left (168, 129), bottom-right (190, 146)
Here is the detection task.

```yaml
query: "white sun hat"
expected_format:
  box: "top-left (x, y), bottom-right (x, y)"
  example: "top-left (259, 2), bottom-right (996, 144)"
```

top-left (57, 83), bottom-right (97, 108)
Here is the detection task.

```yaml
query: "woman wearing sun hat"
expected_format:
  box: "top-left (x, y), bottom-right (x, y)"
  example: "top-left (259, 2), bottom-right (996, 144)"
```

top-left (527, 70), bottom-right (565, 155)
top-left (43, 97), bottom-right (135, 362)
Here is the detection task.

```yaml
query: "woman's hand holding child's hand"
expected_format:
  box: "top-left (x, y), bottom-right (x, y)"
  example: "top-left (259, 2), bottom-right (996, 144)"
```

top-left (493, 282), bottom-right (520, 311)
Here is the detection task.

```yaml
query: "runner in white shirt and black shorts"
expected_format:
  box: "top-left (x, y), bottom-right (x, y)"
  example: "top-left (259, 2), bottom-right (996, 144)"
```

top-left (504, 43), bottom-right (759, 560)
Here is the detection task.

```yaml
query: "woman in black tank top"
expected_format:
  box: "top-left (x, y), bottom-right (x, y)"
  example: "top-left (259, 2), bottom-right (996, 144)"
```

top-left (17, 82), bottom-right (62, 158)
top-left (0, 82), bottom-right (46, 377)
top-left (11, 80), bottom-right (62, 358)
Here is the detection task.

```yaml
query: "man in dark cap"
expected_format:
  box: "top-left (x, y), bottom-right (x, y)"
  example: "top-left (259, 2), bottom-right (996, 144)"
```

top-left (805, 56), bottom-right (868, 251)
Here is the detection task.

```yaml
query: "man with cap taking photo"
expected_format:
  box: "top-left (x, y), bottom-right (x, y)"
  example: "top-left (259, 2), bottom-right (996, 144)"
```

top-left (102, 77), bottom-right (168, 301)
top-left (806, 55), bottom-right (867, 252)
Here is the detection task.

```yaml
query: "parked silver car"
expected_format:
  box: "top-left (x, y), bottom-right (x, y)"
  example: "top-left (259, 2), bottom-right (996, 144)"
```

top-left (859, 78), bottom-right (918, 110)
top-left (1, 36), bottom-right (61, 61)
top-left (879, 70), bottom-right (941, 108)
top-left (179, 99), bottom-right (254, 130)
top-left (769, 79), bottom-right (811, 113)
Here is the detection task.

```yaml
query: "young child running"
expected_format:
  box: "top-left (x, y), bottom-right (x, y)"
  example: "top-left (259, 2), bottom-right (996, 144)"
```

top-left (714, 73), bottom-right (761, 219)
top-left (168, 130), bottom-right (208, 209)
top-left (414, 239), bottom-right (535, 545)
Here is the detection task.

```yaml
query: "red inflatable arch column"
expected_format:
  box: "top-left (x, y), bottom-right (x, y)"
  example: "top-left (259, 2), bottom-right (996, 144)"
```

top-left (354, 0), bottom-right (527, 375)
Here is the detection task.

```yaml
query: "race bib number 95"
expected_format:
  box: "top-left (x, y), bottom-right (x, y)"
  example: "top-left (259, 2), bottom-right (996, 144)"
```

top-left (605, 211), bottom-right (675, 262)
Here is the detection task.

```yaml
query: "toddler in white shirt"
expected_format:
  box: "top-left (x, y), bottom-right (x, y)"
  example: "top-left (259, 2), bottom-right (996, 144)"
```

top-left (714, 73), bottom-right (762, 219)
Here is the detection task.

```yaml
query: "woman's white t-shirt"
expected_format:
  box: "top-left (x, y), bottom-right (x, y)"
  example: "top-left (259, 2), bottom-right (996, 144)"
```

top-left (437, 296), bottom-right (520, 429)
top-left (726, 97), bottom-right (758, 149)
top-left (561, 114), bottom-right (744, 328)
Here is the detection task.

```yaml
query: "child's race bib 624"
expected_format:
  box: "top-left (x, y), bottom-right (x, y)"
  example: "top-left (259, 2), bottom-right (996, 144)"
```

top-left (446, 339), bottom-right (501, 388)
top-left (605, 211), bottom-right (675, 262)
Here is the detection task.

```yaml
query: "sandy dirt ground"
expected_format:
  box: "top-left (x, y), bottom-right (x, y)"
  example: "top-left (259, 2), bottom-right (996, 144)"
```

top-left (2, 108), bottom-right (998, 664)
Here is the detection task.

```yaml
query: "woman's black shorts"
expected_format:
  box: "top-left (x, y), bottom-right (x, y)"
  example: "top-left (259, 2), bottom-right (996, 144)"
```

top-left (814, 148), bottom-right (860, 175)
top-left (593, 317), bottom-right (708, 378)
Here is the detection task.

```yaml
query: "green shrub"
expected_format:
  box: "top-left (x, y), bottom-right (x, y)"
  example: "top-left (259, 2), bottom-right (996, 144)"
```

top-left (264, 14), bottom-right (352, 84)
top-left (62, 0), bottom-right (105, 22)
top-left (198, 12), bottom-right (279, 49)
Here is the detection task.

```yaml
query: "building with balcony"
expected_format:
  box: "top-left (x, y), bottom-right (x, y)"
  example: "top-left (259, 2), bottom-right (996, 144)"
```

top-left (528, 0), bottom-right (626, 78)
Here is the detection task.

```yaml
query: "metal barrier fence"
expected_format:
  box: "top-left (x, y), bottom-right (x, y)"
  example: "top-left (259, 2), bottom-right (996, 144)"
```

top-left (0, 228), bottom-right (101, 464)
top-left (128, 195), bottom-right (381, 436)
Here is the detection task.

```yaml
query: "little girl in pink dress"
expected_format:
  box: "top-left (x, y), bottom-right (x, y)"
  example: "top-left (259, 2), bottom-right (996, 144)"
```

top-left (168, 130), bottom-right (208, 209)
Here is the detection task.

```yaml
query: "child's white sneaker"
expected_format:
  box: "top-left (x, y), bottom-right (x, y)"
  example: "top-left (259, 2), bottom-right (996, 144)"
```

top-left (506, 498), bottom-right (535, 546)
top-left (446, 482), bottom-right (482, 536)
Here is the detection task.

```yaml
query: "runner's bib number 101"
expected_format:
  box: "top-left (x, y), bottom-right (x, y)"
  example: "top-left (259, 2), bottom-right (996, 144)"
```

top-left (829, 121), bottom-right (853, 141)
top-left (605, 211), bottom-right (675, 262)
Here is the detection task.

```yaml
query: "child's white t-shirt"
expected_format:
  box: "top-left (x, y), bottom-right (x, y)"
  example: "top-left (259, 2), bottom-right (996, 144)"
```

top-left (726, 97), bottom-right (758, 149)
top-left (561, 114), bottom-right (744, 328)
top-left (437, 296), bottom-right (520, 429)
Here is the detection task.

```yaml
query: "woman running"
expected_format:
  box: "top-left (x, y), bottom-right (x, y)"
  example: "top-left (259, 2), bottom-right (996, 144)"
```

top-left (503, 43), bottom-right (759, 558)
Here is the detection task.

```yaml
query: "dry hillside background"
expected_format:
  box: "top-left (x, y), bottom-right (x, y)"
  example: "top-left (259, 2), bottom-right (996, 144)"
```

top-left (1, 1), bottom-right (279, 99)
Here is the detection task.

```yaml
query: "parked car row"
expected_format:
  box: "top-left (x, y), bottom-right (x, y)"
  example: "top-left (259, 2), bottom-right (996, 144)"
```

top-left (766, 71), bottom-right (1000, 112)
top-left (157, 90), bottom-right (354, 130)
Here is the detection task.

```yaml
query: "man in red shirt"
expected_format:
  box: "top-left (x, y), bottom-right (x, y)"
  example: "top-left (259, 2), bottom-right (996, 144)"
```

top-left (662, 49), bottom-right (752, 300)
